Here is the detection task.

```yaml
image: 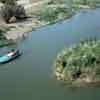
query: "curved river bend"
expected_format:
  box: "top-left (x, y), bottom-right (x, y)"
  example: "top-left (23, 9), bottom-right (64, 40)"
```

top-left (0, 9), bottom-right (100, 100)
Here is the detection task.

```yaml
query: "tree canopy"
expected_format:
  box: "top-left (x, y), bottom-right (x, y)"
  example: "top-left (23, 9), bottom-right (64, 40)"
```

top-left (0, 0), bottom-right (16, 5)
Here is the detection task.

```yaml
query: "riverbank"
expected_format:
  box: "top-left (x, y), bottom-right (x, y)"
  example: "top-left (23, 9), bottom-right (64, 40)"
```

top-left (0, 0), bottom-right (98, 40)
top-left (0, 0), bottom-right (72, 40)
top-left (0, 1), bottom-right (73, 40)
top-left (54, 39), bottom-right (100, 86)
top-left (0, 0), bottom-right (49, 40)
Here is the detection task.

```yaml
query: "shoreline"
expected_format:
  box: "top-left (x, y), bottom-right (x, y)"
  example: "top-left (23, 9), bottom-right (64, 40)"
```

top-left (0, 1), bottom-right (97, 40)
top-left (54, 39), bottom-right (100, 86)
top-left (0, 0), bottom-right (49, 40)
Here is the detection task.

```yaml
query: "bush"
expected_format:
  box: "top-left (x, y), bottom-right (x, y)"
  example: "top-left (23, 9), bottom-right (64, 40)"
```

top-left (35, 6), bottom-right (73, 23)
top-left (0, 0), bottom-right (16, 5)
top-left (1, 4), bottom-right (27, 23)
top-left (54, 39), bottom-right (100, 83)
top-left (0, 0), bottom-right (27, 23)
top-left (0, 29), bottom-right (6, 40)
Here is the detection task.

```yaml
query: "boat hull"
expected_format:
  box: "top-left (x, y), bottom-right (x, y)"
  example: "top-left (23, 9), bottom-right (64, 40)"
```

top-left (0, 50), bottom-right (21, 64)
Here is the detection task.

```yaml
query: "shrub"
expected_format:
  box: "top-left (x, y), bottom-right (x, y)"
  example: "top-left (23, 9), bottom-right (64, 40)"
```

top-left (1, 5), bottom-right (27, 23)
top-left (0, 29), bottom-right (6, 40)
top-left (54, 39), bottom-right (100, 83)
top-left (36, 6), bottom-right (73, 23)
top-left (0, 0), bottom-right (16, 5)
top-left (0, 0), bottom-right (27, 23)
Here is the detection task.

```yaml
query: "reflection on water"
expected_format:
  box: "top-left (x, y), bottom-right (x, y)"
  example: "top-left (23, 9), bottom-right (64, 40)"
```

top-left (0, 9), bottom-right (100, 100)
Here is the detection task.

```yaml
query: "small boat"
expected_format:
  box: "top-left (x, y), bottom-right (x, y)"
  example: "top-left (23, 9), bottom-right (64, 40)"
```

top-left (0, 50), bottom-right (21, 64)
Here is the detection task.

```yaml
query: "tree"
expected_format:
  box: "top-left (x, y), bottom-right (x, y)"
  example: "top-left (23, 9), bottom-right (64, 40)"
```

top-left (0, 0), bottom-right (27, 23)
top-left (0, 0), bottom-right (16, 5)
top-left (83, 0), bottom-right (87, 5)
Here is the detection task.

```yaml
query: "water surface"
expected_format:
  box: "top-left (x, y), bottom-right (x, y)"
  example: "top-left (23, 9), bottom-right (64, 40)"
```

top-left (0, 9), bottom-right (100, 100)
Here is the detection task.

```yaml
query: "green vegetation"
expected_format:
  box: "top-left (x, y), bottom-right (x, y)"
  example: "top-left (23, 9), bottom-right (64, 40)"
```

top-left (48, 0), bottom-right (100, 8)
top-left (0, 27), bottom-right (16, 47)
top-left (0, 39), bottom-right (16, 47)
top-left (33, 0), bottom-right (100, 25)
top-left (34, 6), bottom-right (74, 24)
top-left (54, 39), bottom-right (100, 85)
top-left (0, 0), bottom-right (26, 23)
top-left (0, 0), bottom-right (16, 5)
top-left (0, 0), bottom-right (100, 40)
top-left (0, 29), bottom-right (5, 40)
top-left (0, 29), bottom-right (8, 47)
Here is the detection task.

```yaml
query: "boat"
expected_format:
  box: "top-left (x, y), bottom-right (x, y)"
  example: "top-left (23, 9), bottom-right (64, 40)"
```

top-left (0, 50), bottom-right (21, 64)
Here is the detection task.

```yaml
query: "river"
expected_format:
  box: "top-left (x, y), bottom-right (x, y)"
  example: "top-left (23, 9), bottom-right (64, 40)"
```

top-left (0, 8), bottom-right (100, 100)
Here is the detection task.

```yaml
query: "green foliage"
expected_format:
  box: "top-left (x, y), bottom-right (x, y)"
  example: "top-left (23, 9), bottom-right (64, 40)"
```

top-left (54, 39), bottom-right (100, 83)
top-left (48, 0), bottom-right (100, 8)
top-left (1, 4), bottom-right (26, 23)
top-left (0, 29), bottom-right (16, 47)
top-left (0, 0), bottom-right (26, 23)
top-left (0, 29), bottom-right (6, 40)
top-left (38, 7), bottom-right (58, 22)
top-left (47, 0), bottom-right (70, 4)
top-left (0, 0), bottom-right (16, 5)
top-left (35, 6), bottom-right (74, 23)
